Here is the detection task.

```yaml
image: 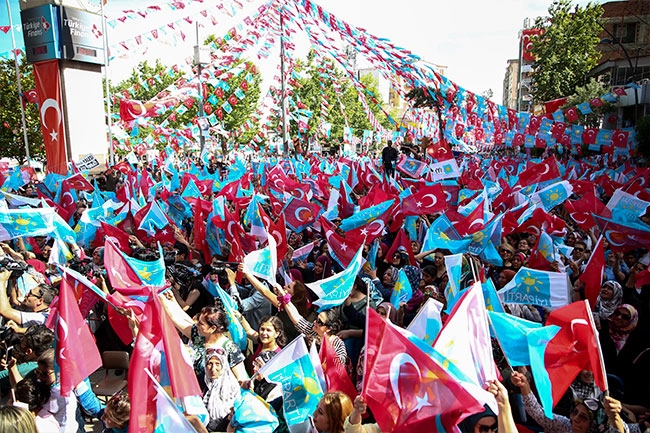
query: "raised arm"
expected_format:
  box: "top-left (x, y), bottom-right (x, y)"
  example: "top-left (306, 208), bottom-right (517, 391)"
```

top-left (0, 270), bottom-right (22, 324)
top-left (158, 290), bottom-right (195, 339)
top-left (244, 272), bottom-right (280, 308)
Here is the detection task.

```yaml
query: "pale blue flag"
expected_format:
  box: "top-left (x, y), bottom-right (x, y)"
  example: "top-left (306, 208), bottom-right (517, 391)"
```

top-left (407, 298), bottom-right (443, 345)
top-left (307, 243), bottom-right (364, 312)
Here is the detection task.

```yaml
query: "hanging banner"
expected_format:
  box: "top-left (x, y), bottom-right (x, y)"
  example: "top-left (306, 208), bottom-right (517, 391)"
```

top-left (34, 60), bottom-right (67, 174)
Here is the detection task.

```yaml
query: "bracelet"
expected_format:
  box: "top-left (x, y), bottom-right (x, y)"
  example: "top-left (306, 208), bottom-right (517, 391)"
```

top-left (276, 293), bottom-right (291, 310)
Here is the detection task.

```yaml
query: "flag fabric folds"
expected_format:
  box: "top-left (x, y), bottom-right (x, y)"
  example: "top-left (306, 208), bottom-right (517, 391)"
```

top-left (257, 336), bottom-right (324, 427)
top-left (487, 311), bottom-right (541, 367)
top-left (407, 298), bottom-right (443, 345)
top-left (307, 243), bottom-right (364, 312)
top-left (319, 331), bottom-right (358, 401)
top-left (55, 276), bottom-right (103, 397)
top-left (363, 308), bottom-right (484, 433)
top-left (390, 267), bottom-right (413, 308)
top-left (498, 266), bottom-right (569, 309)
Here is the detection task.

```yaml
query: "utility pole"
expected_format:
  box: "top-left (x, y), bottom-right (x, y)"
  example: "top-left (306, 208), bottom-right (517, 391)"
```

top-left (5, 0), bottom-right (30, 163)
top-left (280, 8), bottom-right (288, 156)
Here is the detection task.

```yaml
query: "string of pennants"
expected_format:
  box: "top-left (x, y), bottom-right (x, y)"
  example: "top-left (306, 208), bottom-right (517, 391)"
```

top-left (1, 0), bottom-right (641, 154)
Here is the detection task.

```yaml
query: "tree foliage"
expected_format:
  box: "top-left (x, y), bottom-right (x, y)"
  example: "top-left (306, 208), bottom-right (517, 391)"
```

top-left (110, 54), bottom-right (262, 153)
top-left (269, 51), bottom-right (393, 149)
top-left (531, 0), bottom-right (603, 103)
top-left (0, 58), bottom-right (44, 163)
top-left (564, 78), bottom-right (615, 128)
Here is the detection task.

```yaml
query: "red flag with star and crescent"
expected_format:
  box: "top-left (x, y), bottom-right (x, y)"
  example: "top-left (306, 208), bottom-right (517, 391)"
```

top-left (401, 183), bottom-right (448, 216)
top-left (363, 309), bottom-right (484, 433)
top-left (34, 60), bottom-right (67, 174)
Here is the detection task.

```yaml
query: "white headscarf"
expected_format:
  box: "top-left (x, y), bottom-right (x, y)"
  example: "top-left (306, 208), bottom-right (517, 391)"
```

top-left (203, 349), bottom-right (241, 422)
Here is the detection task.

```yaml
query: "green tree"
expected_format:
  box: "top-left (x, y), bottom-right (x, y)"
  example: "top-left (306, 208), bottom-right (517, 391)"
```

top-left (268, 51), bottom-right (393, 149)
top-left (564, 78), bottom-right (615, 128)
top-left (0, 58), bottom-right (44, 163)
top-left (110, 54), bottom-right (262, 154)
top-left (531, 0), bottom-right (603, 103)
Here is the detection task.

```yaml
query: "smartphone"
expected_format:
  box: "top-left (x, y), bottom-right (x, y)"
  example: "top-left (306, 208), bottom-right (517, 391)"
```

top-left (6, 346), bottom-right (14, 360)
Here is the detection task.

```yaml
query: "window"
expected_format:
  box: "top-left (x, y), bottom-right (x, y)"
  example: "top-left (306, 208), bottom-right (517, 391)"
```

top-left (613, 22), bottom-right (637, 44)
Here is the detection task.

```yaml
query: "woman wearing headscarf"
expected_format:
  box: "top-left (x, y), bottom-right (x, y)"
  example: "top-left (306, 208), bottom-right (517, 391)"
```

top-left (593, 281), bottom-right (623, 326)
top-left (599, 304), bottom-right (647, 384)
top-left (511, 371), bottom-right (637, 433)
top-left (203, 348), bottom-right (241, 432)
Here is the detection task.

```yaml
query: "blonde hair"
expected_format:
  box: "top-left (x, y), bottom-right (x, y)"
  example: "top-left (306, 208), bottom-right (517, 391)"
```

top-left (0, 406), bottom-right (37, 433)
top-left (319, 392), bottom-right (353, 433)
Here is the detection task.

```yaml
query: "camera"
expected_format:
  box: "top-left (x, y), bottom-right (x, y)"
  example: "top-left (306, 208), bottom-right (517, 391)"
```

top-left (208, 261), bottom-right (239, 275)
top-left (167, 263), bottom-right (201, 286)
top-left (0, 256), bottom-right (28, 278)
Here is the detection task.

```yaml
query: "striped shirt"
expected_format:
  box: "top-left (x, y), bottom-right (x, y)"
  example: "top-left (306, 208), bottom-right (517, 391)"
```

top-left (295, 317), bottom-right (348, 365)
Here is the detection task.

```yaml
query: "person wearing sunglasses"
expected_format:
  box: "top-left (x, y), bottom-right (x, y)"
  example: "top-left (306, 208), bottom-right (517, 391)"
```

top-left (0, 270), bottom-right (56, 330)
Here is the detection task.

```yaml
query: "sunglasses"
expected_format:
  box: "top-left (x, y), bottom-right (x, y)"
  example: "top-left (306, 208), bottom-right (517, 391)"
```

top-left (314, 318), bottom-right (329, 327)
top-left (26, 291), bottom-right (43, 300)
top-left (613, 310), bottom-right (631, 320)
top-left (477, 423), bottom-right (498, 433)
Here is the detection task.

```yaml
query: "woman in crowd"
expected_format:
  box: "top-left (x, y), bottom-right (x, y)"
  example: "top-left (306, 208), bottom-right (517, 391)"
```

top-left (593, 280), bottom-right (623, 327)
top-left (510, 370), bottom-right (638, 433)
top-left (336, 277), bottom-right (374, 368)
top-left (14, 376), bottom-right (59, 432)
top-left (272, 283), bottom-right (348, 364)
top-left (511, 252), bottom-right (527, 272)
top-left (0, 406), bottom-right (37, 433)
top-left (237, 314), bottom-right (286, 368)
top-left (312, 391), bottom-right (353, 433)
top-left (160, 292), bottom-right (249, 387)
top-left (203, 348), bottom-right (241, 432)
top-left (100, 391), bottom-right (130, 433)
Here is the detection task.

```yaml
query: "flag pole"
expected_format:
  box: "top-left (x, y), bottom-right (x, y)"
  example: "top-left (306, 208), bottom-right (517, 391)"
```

top-left (99, 0), bottom-right (114, 167)
top-left (5, 0), bottom-right (30, 164)
top-left (584, 299), bottom-right (609, 394)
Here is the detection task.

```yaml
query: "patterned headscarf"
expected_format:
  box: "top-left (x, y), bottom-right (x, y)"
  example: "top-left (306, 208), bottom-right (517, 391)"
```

top-left (595, 280), bottom-right (623, 322)
top-left (608, 304), bottom-right (639, 352)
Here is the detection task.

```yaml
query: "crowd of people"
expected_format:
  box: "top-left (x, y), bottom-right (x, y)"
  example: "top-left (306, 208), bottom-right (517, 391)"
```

top-left (0, 141), bottom-right (648, 433)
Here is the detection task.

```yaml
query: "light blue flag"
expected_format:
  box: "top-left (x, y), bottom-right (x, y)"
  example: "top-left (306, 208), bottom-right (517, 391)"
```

top-left (407, 298), bottom-right (443, 345)
top-left (482, 278), bottom-right (505, 313)
top-left (497, 266), bottom-right (569, 309)
top-left (0, 207), bottom-right (54, 240)
top-left (1, 168), bottom-right (26, 192)
top-left (242, 233), bottom-right (277, 287)
top-left (421, 215), bottom-right (472, 254)
top-left (367, 239), bottom-right (379, 270)
top-left (443, 253), bottom-right (465, 313)
top-left (534, 180), bottom-right (573, 211)
top-left (527, 325), bottom-right (562, 418)
top-left (206, 279), bottom-right (247, 351)
top-left (124, 243), bottom-right (166, 287)
top-left (488, 311), bottom-right (541, 366)
top-left (339, 199), bottom-right (394, 232)
top-left (404, 215), bottom-right (418, 241)
top-left (307, 243), bottom-right (364, 312)
top-left (480, 241), bottom-right (503, 267)
top-left (257, 336), bottom-right (323, 427)
top-left (51, 212), bottom-right (77, 245)
top-left (139, 201), bottom-right (170, 236)
top-left (231, 390), bottom-right (279, 433)
top-left (390, 267), bottom-right (413, 307)
top-left (181, 179), bottom-right (201, 199)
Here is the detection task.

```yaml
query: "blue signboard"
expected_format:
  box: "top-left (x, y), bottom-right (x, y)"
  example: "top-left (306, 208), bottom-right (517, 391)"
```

top-left (21, 4), bottom-right (61, 63)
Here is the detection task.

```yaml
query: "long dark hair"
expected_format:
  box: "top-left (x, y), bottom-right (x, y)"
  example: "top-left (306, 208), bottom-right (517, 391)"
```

top-left (258, 315), bottom-right (287, 347)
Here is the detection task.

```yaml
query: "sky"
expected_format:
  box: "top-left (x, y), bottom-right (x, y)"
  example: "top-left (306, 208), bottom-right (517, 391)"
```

top-left (1, 0), bottom-right (604, 104)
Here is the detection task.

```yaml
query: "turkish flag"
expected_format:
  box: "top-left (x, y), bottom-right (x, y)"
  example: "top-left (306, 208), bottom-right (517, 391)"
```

top-left (579, 236), bottom-right (605, 307)
top-left (363, 309), bottom-right (484, 433)
top-left (544, 301), bottom-right (607, 409)
top-left (56, 277), bottom-right (102, 396)
top-left (401, 183), bottom-right (448, 216)
top-left (34, 60), bottom-right (67, 174)
top-left (269, 212), bottom-right (289, 262)
top-left (62, 173), bottom-right (94, 192)
top-left (319, 332), bottom-right (357, 401)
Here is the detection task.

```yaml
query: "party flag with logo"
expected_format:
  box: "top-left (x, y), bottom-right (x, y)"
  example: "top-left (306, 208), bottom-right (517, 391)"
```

top-left (407, 298), bottom-right (444, 345)
top-left (307, 243), bottom-right (364, 312)
top-left (390, 267), bottom-right (413, 308)
top-left (257, 336), bottom-right (324, 427)
top-left (497, 267), bottom-right (569, 309)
